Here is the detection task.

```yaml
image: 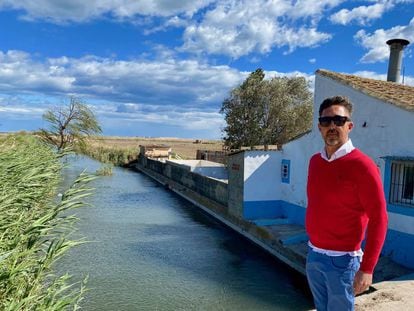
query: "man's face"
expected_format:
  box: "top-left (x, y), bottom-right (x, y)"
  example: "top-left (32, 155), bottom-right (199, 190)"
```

top-left (318, 104), bottom-right (353, 148)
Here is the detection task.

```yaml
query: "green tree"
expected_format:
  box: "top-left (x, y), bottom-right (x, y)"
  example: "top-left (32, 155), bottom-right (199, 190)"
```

top-left (38, 97), bottom-right (102, 152)
top-left (220, 69), bottom-right (266, 149)
top-left (220, 69), bottom-right (312, 149)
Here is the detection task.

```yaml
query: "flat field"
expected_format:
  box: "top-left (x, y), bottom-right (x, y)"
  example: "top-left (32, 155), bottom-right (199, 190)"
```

top-left (0, 133), bottom-right (224, 159)
top-left (87, 136), bottom-right (224, 159)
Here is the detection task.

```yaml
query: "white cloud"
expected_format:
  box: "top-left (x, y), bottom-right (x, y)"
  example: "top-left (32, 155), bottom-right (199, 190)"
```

top-left (0, 95), bottom-right (51, 123)
top-left (288, 0), bottom-right (344, 23)
top-left (0, 49), bottom-right (244, 108)
top-left (0, 50), bottom-right (75, 92)
top-left (143, 16), bottom-right (189, 35)
top-left (109, 102), bottom-right (224, 131)
top-left (330, 1), bottom-right (394, 26)
top-left (0, 0), bottom-right (215, 23)
top-left (341, 70), bottom-right (413, 86)
top-left (0, 0), bottom-right (412, 62)
top-left (0, 0), bottom-right (340, 58)
top-left (354, 17), bottom-right (414, 63)
top-left (329, 0), bottom-right (414, 26)
top-left (0, 51), bottom-right (314, 106)
top-left (181, 0), bottom-right (334, 58)
top-left (0, 49), bottom-right (318, 137)
top-left (352, 70), bottom-right (387, 80)
top-left (0, 49), bottom-right (243, 136)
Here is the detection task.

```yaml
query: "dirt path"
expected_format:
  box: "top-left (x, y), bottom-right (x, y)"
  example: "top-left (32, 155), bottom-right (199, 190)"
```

top-left (355, 274), bottom-right (414, 311)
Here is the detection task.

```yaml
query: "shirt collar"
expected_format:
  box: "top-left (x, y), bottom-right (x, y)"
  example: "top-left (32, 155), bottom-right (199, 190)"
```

top-left (320, 139), bottom-right (355, 162)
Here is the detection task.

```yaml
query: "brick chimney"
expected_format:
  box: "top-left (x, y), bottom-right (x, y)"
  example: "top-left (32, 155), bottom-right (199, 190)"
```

top-left (386, 38), bottom-right (410, 83)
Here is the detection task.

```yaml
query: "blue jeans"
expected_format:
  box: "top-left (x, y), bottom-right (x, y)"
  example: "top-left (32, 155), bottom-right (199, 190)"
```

top-left (306, 247), bottom-right (360, 311)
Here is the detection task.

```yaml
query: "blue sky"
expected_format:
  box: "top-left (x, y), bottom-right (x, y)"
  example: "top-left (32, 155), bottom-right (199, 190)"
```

top-left (0, 0), bottom-right (413, 139)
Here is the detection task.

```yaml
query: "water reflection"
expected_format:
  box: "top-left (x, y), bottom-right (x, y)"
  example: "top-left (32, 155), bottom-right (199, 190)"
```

top-left (56, 156), bottom-right (312, 310)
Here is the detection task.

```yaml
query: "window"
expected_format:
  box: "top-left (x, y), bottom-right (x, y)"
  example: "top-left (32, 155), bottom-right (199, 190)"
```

top-left (389, 161), bottom-right (414, 207)
top-left (281, 159), bottom-right (290, 184)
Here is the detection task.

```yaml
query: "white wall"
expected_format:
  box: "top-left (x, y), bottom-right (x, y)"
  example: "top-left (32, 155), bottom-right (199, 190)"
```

top-left (239, 72), bottom-right (414, 232)
top-left (315, 75), bottom-right (414, 237)
top-left (279, 73), bottom-right (414, 235)
top-left (314, 75), bottom-right (414, 164)
top-left (279, 132), bottom-right (319, 207)
top-left (167, 159), bottom-right (228, 180)
top-left (168, 159), bottom-right (225, 168)
top-left (243, 151), bottom-right (282, 201)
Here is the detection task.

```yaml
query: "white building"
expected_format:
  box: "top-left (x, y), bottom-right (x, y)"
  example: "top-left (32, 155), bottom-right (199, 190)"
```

top-left (227, 68), bottom-right (414, 269)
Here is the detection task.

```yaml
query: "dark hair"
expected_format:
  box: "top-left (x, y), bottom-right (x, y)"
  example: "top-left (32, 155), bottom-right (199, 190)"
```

top-left (318, 95), bottom-right (353, 116)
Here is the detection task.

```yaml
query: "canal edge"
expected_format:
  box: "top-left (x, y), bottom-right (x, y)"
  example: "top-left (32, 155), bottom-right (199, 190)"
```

top-left (131, 162), bottom-right (307, 276)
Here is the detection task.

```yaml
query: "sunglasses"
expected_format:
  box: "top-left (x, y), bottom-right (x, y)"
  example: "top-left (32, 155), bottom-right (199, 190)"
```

top-left (318, 115), bottom-right (351, 127)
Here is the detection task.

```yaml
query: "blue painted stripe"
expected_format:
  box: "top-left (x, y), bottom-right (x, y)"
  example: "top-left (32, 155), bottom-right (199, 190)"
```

top-left (243, 198), bottom-right (414, 268)
top-left (382, 156), bottom-right (414, 161)
top-left (252, 218), bottom-right (290, 226)
top-left (244, 197), bottom-right (414, 269)
top-left (388, 204), bottom-right (414, 217)
top-left (382, 228), bottom-right (414, 269)
top-left (280, 201), bottom-right (306, 226)
top-left (243, 200), bottom-right (284, 220)
top-left (243, 200), bottom-right (306, 225)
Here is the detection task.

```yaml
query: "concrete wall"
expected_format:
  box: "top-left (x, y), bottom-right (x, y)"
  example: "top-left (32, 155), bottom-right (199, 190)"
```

top-left (243, 151), bottom-right (283, 219)
top-left (196, 150), bottom-right (228, 164)
top-left (141, 157), bottom-right (228, 207)
top-left (227, 149), bottom-right (309, 224)
top-left (227, 152), bottom-right (244, 218)
top-left (167, 159), bottom-right (228, 180)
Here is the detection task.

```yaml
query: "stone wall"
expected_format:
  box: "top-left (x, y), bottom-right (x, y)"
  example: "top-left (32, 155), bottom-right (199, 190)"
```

top-left (140, 156), bottom-right (228, 207)
top-left (227, 151), bottom-right (244, 218)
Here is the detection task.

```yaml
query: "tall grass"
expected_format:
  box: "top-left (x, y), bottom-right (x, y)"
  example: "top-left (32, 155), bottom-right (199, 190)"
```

top-left (0, 134), bottom-right (94, 310)
top-left (77, 145), bottom-right (138, 166)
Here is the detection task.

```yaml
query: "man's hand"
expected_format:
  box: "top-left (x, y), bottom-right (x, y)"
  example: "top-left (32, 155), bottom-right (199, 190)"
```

top-left (353, 270), bottom-right (373, 295)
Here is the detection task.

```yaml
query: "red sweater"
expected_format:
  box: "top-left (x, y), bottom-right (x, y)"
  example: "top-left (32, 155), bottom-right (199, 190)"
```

top-left (306, 149), bottom-right (388, 273)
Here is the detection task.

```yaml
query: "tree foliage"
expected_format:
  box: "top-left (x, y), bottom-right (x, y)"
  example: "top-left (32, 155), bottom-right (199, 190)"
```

top-left (38, 97), bottom-right (102, 152)
top-left (220, 69), bottom-right (313, 149)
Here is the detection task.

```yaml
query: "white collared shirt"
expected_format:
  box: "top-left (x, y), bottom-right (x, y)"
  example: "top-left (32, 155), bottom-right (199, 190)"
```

top-left (309, 138), bottom-right (363, 258)
top-left (320, 139), bottom-right (355, 162)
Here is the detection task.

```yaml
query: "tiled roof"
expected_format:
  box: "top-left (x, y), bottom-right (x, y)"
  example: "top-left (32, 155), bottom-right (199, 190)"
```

top-left (316, 69), bottom-right (414, 112)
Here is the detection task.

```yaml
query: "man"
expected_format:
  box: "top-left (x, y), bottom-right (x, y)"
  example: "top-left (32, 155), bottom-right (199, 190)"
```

top-left (305, 95), bottom-right (388, 311)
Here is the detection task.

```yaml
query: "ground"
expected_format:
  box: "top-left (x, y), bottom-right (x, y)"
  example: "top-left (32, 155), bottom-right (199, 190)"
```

top-left (355, 273), bottom-right (414, 311)
top-left (87, 136), bottom-right (224, 159)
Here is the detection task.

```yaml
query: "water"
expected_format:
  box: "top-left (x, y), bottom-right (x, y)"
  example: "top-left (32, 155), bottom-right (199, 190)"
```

top-left (57, 156), bottom-right (312, 310)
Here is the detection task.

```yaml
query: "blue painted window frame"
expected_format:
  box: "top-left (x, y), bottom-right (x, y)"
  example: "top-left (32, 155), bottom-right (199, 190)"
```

top-left (281, 159), bottom-right (291, 184)
top-left (383, 156), bottom-right (414, 217)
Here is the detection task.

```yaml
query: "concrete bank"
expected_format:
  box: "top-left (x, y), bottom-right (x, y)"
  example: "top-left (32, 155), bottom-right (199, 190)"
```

top-left (132, 161), bottom-right (308, 275)
top-left (130, 160), bottom-right (414, 310)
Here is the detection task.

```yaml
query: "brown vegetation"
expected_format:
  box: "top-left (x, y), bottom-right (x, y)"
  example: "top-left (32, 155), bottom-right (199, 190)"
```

top-left (87, 136), bottom-right (224, 159)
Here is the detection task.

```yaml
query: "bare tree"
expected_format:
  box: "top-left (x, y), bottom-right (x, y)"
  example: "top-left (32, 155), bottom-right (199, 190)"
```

top-left (38, 97), bottom-right (102, 152)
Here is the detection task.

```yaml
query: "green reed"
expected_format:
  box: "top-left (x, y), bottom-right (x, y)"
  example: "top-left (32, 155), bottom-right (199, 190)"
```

top-left (0, 134), bottom-right (94, 310)
top-left (95, 164), bottom-right (113, 176)
top-left (78, 145), bottom-right (138, 167)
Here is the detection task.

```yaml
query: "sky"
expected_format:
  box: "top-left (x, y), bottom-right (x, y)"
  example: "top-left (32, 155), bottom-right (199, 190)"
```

top-left (0, 0), bottom-right (413, 139)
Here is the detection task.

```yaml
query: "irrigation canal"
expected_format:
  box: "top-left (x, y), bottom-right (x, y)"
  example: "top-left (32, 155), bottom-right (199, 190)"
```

top-left (56, 155), bottom-right (313, 310)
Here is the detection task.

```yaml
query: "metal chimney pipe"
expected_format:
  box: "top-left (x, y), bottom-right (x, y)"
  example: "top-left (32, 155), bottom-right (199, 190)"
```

top-left (386, 38), bottom-right (410, 83)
